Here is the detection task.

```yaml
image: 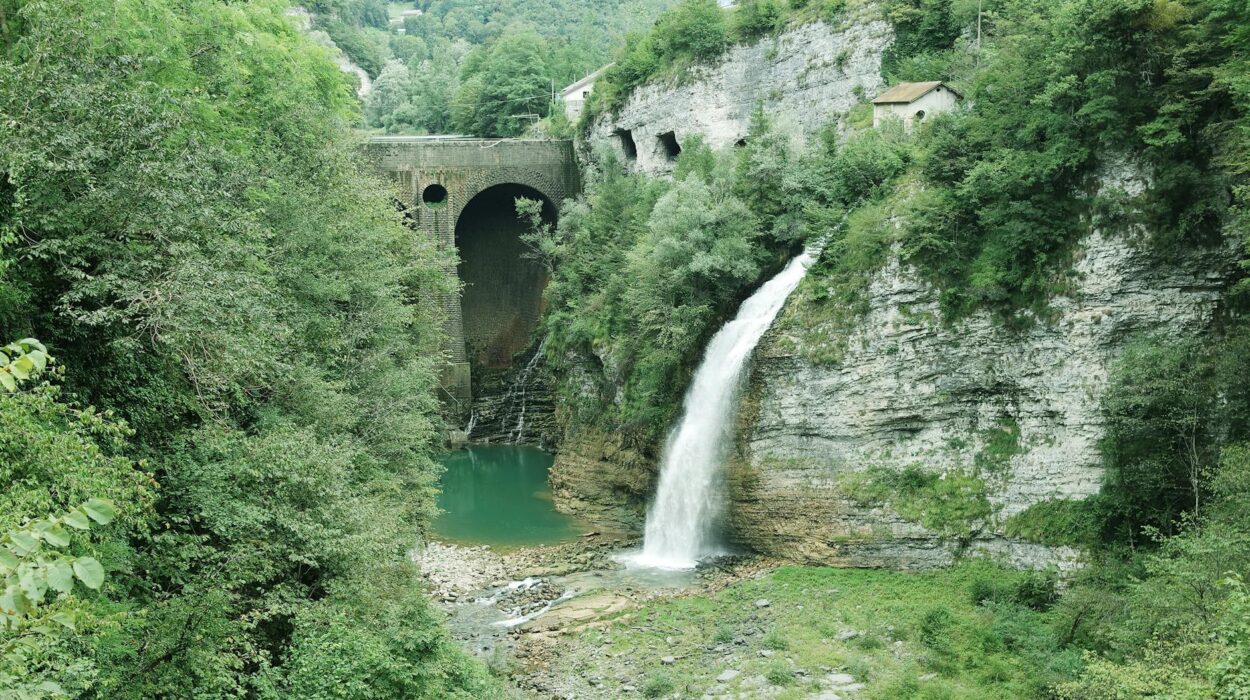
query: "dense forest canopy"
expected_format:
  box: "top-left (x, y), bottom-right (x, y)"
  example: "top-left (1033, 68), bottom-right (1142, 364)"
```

top-left (0, 0), bottom-right (496, 696)
top-left (311, 0), bottom-right (680, 136)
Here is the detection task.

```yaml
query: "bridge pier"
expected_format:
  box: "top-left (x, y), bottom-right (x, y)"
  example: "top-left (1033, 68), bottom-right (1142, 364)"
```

top-left (365, 137), bottom-right (579, 412)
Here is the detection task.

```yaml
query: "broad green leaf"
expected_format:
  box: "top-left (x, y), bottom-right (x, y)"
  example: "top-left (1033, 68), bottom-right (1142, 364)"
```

top-left (83, 499), bottom-right (117, 525)
top-left (0, 371), bottom-right (14, 392)
top-left (72, 557), bottom-right (105, 590)
top-left (8, 357), bottom-right (30, 379)
top-left (62, 509), bottom-right (91, 530)
top-left (17, 338), bottom-right (45, 353)
top-left (47, 559), bottom-right (74, 594)
top-left (0, 584), bottom-right (31, 615)
top-left (29, 350), bottom-right (47, 371)
top-left (10, 530), bottom-right (38, 555)
top-left (42, 525), bottom-right (71, 548)
top-left (50, 612), bottom-right (76, 630)
top-left (19, 567), bottom-right (47, 604)
top-left (0, 548), bottom-right (17, 571)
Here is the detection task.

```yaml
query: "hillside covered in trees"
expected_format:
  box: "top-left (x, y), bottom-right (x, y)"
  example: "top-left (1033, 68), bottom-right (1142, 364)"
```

top-left (308, 0), bottom-right (679, 136)
top-left (0, 0), bottom-right (499, 696)
top-left (532, 0), bottom-right (1250, 696)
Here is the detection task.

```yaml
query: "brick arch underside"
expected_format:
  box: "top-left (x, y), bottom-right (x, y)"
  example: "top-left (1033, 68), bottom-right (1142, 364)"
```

top-left (453, 176), bottom-right (559, 372)
top-left (449, 168), bottom-right (567, 222)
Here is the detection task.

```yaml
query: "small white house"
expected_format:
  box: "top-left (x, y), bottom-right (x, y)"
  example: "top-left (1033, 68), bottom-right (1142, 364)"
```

top-left (559, 64), bottom-right (612, 122)
top-left (872, 81), bottom-right (961, 130)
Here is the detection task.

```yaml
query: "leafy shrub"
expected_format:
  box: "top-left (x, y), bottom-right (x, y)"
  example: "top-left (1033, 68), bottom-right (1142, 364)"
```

top-left (733, 0), bottom-right (785, 41)
top-left (764, 660), bottom-right (795, 685)
top-left (1004, 498), bottom-right (1100, 547)
top-left (643, 670), bottom-right (675, 697)
top-left (763, 627), bottom-right (790, 650)
top-left (919, 606), bottom-right (955, 651)
top-left (652, 0), bottom-right (730, 63)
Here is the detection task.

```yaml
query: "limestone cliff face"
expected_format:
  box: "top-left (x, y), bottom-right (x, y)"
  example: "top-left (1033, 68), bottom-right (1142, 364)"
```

top-left (590, 19), bottom-right (892, 174)
top-left (556, 16), bottom-right (1241, 570)
top-left (730, 229), bottom-right (1235, 569)
top-left (552, 17), bottom-right (894, 526)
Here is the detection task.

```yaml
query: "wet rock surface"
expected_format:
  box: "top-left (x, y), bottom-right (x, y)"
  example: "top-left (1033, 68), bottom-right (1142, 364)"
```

top-left (417, 535), bottom-right (796, 698)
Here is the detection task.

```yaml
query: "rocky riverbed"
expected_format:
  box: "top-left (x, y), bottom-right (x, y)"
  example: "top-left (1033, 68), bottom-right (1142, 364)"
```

top-left (416, 535), bottom-right (879, 698)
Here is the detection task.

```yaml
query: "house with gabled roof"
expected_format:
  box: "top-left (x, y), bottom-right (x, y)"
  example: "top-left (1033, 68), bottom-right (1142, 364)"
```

top-left (872, 81), bottom-right (962, 130)
top-left (560, 64), bottom-right (614, 121)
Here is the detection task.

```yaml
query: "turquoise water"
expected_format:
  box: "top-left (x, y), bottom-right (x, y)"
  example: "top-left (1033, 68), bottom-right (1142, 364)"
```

top-left (432, 445), bottom-right (586, 547)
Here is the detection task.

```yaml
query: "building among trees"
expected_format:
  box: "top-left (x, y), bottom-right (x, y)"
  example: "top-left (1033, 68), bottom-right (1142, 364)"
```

top-left (872, 81), bottom-right (961, 130)
top-left (560, 64), bottom-right (613, 120)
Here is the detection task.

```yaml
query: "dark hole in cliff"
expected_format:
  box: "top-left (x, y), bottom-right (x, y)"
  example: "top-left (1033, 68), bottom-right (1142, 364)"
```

top-left (734, 138), bottom-right (748, 148)
top-left (455, 184), bottom-right (556, 372)
top-left (422, 183), bottom-right (448, 208)
top-left (616, 129), bottom-right (638, 160)
top-left (658, 131), bottom-right (681, 161)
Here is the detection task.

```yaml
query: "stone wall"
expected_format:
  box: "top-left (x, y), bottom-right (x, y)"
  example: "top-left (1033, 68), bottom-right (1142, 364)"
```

top-left (590, 19), bottom-right (892, 174)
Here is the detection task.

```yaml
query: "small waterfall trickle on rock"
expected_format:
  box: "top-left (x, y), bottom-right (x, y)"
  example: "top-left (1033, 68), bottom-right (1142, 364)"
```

top-left (502, 338), bottom-right (548, 445)
top-left (630, 249), bottom-right (817, 570)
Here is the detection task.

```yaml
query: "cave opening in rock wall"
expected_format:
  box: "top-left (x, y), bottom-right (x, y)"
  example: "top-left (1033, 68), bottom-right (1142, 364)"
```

top-left (616, 128), bottom-right (638, 160)
top-left (658, 130), bottom-right (681, 161)
top-left (454, 183), bottom-right (557, 373)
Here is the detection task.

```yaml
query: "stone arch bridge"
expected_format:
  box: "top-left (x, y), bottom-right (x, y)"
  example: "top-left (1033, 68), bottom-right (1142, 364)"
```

top-left (365, 136), bottom-right (580, 408)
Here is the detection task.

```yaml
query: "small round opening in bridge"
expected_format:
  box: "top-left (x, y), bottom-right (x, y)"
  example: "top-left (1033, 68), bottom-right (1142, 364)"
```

top-left (422, 183), bottom-right (448, 208)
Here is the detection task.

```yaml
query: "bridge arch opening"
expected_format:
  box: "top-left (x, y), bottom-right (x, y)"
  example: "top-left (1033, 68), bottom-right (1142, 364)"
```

top-left (455, 183), bottom-right (557, 371)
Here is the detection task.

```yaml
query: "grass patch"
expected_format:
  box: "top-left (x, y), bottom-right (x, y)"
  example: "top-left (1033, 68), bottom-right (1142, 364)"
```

top-left (568, 563), bottom-right (1078, 698)
top-left (1004, 498), bottom-right (1100, 548)
top-left (765, 660), bottom-right (795, 685)
top-left (840, 463), bottom-right (994, 536)
top-left (975, 415), bottom-right (1023, 476)
top-left (763, 627), bottom-right (790, 650)
top-left (643, 671), bottom-right (674, 697)
top-left (846, 101), bottom-right (874, 129)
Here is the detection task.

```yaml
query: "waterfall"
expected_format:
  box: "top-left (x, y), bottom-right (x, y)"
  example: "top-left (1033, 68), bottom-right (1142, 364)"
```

top-left (502, 338), bottom-right (548, 445)
top-left (630, 248), bottom-right (817, 570)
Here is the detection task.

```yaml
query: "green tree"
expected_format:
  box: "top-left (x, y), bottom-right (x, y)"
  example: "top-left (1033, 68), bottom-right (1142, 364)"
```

top-left (0, 1), bottom-right (491, 696)
top-left (454, 25), bottom-right (552, 136)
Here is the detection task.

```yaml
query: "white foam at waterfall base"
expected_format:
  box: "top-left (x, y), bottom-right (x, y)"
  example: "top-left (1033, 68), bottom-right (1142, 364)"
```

top-left (625, 248), bottom-right (817, 571)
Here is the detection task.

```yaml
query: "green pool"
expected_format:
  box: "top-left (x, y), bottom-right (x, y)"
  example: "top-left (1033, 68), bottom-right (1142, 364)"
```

top-left (432, 445), bottom-right (587, 548)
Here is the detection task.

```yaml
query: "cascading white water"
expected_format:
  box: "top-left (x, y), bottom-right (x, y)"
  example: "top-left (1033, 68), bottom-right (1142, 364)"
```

top-left (630, 249), bottom-right (817, 570)
top-left (503, 337), bottom-right (547, 445)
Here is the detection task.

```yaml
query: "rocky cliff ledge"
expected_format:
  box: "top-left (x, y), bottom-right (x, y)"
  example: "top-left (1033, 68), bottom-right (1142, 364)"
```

top-left (591, 18), bottom-right (891, 173)
top-left (729, 229), bottom-right (1235, 570)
